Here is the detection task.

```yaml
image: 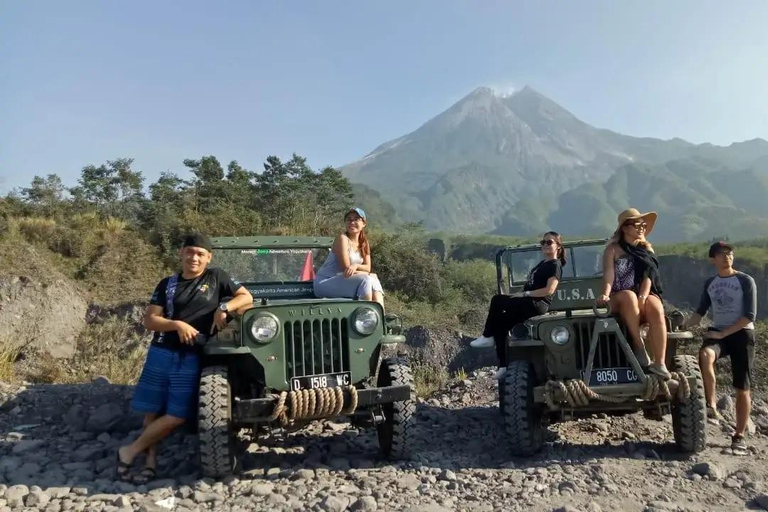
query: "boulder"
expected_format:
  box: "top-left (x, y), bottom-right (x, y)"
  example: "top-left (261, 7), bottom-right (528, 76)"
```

top-left (0, 274), bottom-right (87, 358)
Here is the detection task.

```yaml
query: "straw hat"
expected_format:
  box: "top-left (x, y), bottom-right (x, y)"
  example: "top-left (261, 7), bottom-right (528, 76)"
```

top-left (617, 208), bottom-right (657, 236)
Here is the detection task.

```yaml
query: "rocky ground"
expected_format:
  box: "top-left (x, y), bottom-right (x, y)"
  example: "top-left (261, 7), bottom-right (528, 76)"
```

top-left (3, 372), bottom-right (768, 512)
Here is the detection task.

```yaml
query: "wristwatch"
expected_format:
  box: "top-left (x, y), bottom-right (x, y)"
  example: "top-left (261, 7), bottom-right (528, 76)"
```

top-left (524, 291), bottom-right (531, 297)
top-left (218, 302), bottom-right (229, 312)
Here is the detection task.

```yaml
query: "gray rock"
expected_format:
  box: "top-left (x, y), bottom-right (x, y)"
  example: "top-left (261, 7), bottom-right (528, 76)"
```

top-left (717, 395), bottom-right (734, 415)
top-left (351, 496), bottom-right (378, 511)
top-left (691, 462), bottom-right (724, 480)
top-left (4, 485), bottom-right (29, 507)
top-left (114, 495), bottom-right (131, 508)
top-left (292, 469), bottom-right (315, 480)
top-left (64, 405), bottom-right (87, 430)
top-left (439, 469), bottom-right (457, 482)
top-left (320, 496), bottom-right (350, 512)
top-left (11, 439), bottom-right (45, 455)
top-left (44, 487), bottom-right (71, 499)
top-left (248, 483), bottom-right (274, 497)
top-left (397, 474), bottom-right (421, 490)
top-left (73, 446), bottom-right (105, 462)
top-left (0, 457), bottom-right (22, 474)
top-left (86, 404), bottom-right (124, 433)
top-left (25, 490), bottom-right (50, 508)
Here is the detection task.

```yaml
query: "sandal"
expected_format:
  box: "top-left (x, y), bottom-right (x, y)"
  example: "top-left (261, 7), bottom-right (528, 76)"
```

top-left (132, 467), bottom-right (157, 485)
top-left (706, 406), bottom-right (724, 421)
top-left (115, 449), bottom-right (133, 482)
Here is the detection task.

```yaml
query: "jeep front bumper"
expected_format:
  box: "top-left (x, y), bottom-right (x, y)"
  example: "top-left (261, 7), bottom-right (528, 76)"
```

top-left (233, 384), bottom-right (412, 423)
top-left (533, 375), bottom-right (698, 407)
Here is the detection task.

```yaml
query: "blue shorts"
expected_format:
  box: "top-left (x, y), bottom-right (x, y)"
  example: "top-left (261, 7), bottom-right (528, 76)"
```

top-left (131, 344), bottom-right (200, 420)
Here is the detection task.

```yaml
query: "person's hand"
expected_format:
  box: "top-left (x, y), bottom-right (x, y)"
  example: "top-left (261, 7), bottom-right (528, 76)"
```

top-left (213, 310), bottom-right (229, 331)
top-left (596, 294), bottom-right (610, 305)
top-left (175, 321), bottom-right (199, 345)
top-left (344, 264), bottom-right (359, 278)
top-left (704, 330), bottom-right (724, 340)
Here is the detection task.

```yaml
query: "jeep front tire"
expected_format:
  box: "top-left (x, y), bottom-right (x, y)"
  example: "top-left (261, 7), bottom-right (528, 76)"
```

top-left (376, 357), bottom-right (416, 459)
top-left (671, 355), bottom-right (707, 453)
top-left (502, 360), bottom-right (544, 455)
top-left (198, 365), bottom-right (237, 477)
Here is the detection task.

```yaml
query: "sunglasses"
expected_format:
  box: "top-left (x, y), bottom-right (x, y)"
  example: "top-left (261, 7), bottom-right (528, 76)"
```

top-left (625, 221), bottom-right (647, 229)
top-left (540, 239), bottom-right (556, 246)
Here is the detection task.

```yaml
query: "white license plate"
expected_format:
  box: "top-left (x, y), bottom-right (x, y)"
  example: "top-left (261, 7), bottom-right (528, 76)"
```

top-left (581, 367), bottom-right (640, 386)
top-left (290, 372), bottom-right (351, 391)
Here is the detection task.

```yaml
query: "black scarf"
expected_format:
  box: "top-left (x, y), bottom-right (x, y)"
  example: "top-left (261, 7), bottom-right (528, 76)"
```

top-left (618, 238), bottom-right (664, 297)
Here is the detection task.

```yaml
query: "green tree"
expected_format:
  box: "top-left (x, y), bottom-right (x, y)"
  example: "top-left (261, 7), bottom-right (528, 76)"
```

top-left (20, 174), bottom-right (67, 216)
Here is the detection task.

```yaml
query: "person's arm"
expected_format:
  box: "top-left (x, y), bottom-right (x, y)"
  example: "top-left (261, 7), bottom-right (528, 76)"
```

top-left (597, 245), bottom-right (615, 304)
top-left (143, 306), bottom-right (199, 344)
top-left (214, 270), bottom-right (255, 330)
top-left (332, 234), bottom-right (357, 277)
top-left (708, 274), bottom-right (757, 339)
top-left (524, 276), bottom-right (560, 298)
top-left (636, 276), bottom-right (651, 310)
top-left (355, 251), bottom-right (372, 274)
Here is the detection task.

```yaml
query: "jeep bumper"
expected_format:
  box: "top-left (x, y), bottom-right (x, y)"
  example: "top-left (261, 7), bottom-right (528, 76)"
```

top-left (533, 375), bottom-right (698, 407)
top-left (233, 384), bottom-right (412, 423)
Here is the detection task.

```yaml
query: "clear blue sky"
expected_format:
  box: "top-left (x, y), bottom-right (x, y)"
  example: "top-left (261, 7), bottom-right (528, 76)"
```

top-left (2, 0), bottom-right (767, 194)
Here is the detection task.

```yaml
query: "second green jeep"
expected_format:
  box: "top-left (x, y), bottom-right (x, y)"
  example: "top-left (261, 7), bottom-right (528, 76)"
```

top-left (495, 239), bottom-right (707, 455)
top-left (197, 236), bottom-right (415, 477)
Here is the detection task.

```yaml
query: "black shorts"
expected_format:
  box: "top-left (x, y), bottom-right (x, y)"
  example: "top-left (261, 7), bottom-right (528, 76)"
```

top-left (701, 329), bottom-right (755, 391)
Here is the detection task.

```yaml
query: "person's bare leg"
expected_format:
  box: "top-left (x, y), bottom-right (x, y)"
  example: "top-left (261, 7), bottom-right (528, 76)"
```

top-left (372, 291), bottom-right (384, 308)
top-left (699, 347), bottom-right (717, 409)
top-left (119, 414), bottom-right (185, 464)
top-left (611, 291), bottom-right (642, 349)
top-left (142, 413), bottom-right (159, 470)
top-left (643, 296), bottom-right (667, 365)
top-left (735, 389), bottom-right (751, 437)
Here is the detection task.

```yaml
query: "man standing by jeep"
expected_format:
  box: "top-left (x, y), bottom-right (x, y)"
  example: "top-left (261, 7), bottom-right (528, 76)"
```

top-left (116, 232), bottom-right (253, 483)
top-left (686, 241), bottom-right (757, 455)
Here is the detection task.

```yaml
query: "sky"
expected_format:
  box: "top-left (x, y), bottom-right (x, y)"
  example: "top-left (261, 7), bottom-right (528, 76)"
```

top-left (2, 0), bottom-right (768, 194)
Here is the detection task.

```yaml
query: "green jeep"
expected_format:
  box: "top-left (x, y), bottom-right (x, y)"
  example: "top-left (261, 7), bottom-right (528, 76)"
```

top-left (495, 239), bottom-right (707, 455)
top-left (197, 236), bottom-right (415, 477)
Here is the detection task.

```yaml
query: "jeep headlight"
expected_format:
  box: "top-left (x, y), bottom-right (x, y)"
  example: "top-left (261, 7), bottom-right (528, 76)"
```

top-left (250, 314), bottom-right (279, 343)
top-left (353, 307), bottom-right (379, 335)
top-left (550, 326), bottom-right (570, 345)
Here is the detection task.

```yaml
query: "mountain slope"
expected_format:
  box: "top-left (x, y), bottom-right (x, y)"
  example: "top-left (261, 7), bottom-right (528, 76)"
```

top-left (340, 86), bottom-right (768, 240)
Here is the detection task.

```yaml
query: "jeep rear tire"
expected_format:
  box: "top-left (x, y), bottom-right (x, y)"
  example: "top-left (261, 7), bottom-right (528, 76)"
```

top-left (671, 355), bottom-right (707, 453)
top-left (377, 357), bottom-right (416, 459)
top-left (198, 365), bottom-right (237, 478)
top-left (502, 360), bottom-right (544, 455)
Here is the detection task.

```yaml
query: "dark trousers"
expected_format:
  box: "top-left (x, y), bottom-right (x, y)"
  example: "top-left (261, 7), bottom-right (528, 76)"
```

top-left (482, 294), bottom-right (547, 365)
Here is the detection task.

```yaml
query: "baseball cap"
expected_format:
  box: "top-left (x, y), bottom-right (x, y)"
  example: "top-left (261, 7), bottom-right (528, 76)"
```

top-left (708, 241), bottom-right (733, 257)
top-left (345, 207), bottom-right (367, 221)
top-left (182, 232), bottom-right (213, 252)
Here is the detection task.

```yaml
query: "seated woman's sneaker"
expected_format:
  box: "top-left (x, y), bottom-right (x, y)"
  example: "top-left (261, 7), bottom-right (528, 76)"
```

top-left (470, 335), bottom-right (495, 348)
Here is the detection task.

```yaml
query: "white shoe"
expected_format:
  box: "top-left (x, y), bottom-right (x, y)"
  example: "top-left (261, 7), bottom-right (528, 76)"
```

top-left (494, 367), bottom-right (507, 380)
top-left (470, 335), bottom-right (495, 348)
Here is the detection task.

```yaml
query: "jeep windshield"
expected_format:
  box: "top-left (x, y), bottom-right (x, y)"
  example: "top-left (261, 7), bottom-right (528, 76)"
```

top-left (213, 247), bottom-right (329, 284)
top-left (496, 240), bottom-right (606, 294)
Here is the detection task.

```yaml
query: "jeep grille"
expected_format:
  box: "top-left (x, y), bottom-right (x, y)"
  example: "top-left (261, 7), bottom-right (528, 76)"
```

top-left (573, 320), bottom-right (631, 370)
top-left (284, 319), bottom-right (350, 378)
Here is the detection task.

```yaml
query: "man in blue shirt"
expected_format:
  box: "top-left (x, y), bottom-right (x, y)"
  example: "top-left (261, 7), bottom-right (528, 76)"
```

top-left (686, 241), bottom-right (757, 455)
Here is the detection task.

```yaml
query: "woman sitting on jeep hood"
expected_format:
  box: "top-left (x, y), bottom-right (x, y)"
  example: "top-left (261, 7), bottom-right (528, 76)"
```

top-left (470, 231), bottom-right (565, 380)
top-left (313, 207), bottom-right (385, 307)
top-left (597, 208), bottom-right (671, 380)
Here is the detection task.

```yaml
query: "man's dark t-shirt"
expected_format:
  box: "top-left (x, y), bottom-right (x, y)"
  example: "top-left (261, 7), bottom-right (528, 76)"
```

top-left (149, 268), bottom-right (241, 351)
top-left (524, 259), bottom-right (563, 306)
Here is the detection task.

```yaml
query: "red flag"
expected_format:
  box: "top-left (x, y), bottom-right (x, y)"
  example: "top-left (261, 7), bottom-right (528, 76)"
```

top-left (299, 251), bottom-right (315, 281)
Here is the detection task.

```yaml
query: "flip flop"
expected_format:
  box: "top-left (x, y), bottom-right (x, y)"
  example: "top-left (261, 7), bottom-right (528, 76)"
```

top-left (132, 467), bottom-right (157, 485)
top-left (115, 450), bottom-right (132, 482)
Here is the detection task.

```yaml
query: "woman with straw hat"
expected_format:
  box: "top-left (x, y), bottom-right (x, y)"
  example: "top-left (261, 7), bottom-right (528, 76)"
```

top-left (597, 208), bottom-right (671, 380)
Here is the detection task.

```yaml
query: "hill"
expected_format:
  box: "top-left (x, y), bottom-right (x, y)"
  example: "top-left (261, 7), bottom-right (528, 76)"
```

top-left (340, 86), bottom-right (768, 242)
